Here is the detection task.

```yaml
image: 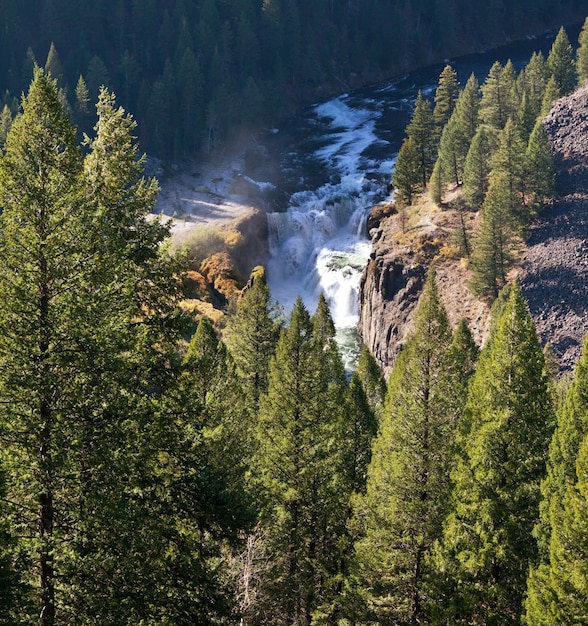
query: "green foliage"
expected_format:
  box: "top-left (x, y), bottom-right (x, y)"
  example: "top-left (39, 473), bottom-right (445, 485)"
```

top-left (490, 118), bottom-right (527, 217)
top-left (469, 169), bottom-right (519, 300)
top-left (526, 435), bottom-right (588, 625)
top-left (525, 336), bottom-right (588, 626)
top-left (44, 42), bottom-right (63, 84)
top-left (436, 283), bottom-right (554, 625)
top-left (354, 344), bottom-right (386, 421)
top-left (406, 91), bottom-right (437, 189)
top-left (0, 1), bottom-right (582, 157)
top-left (434, 64), bottom-right (460, 131)
top-left (434, 74), bottom-right (481, 190)
top-left (393, 136), bottom-right (422, 207)
top-left (224, 267), bottom-right (282, 410)
top-left (577, 17), bottom-right (588, 84)
top-left (547, 26), bottom-right (577, 96)
top-left (0, 105), bottom-right (12, 145)
top-left (463, 125), bottom-right (492, 208)
top-left (525, 120), bottom-right (555, 214)
top-left (518, 51), bottom-right (549, 120)
top-left (480, 60), bottom-right (518, 131)
top-left (351, 269), bottom-right (457, 624)
top-left (541, 74), bottom-right (562, 115)
top-left (251, 297), bottom-right (350, 625)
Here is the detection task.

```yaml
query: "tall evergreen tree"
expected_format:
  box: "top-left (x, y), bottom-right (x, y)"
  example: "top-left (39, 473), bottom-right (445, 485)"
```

top-left (434, 74), bottom-right (481, 190)
top-left (462, 125), bottom-right (492, 208)
top-left (480, 60), bottom-right (518, 132)
top-left (0, 70), bottom-right (192, 624)
top-left (252, 297), bottom-right (349, 625)
top-left (352, 269), bottom-right (457, 625)
top-left (149, 316), bottom-right (254, 623)
top-left (406, 91), bottom-right (436, 189)
top-left (469, 166), bottom-right (520, 301)
top-left (0, 68), bottom-right (87, 625)
top-left (354, 344), bottom-right (386, 421)
top-left (540, 74), bottom-right (562, 115)
top-left (434, 64), bottom-right (460, 131)
top-left (519, 51), bottom-right (549, 119)
top-left (526, 434), bottom-right (588, 626)
top-left (577, 17), bottom-right (588, 84)
top-left (44, 42), bottom-right (63, 85)
top-left (436, 283), bottom-right (553, 625)
top-left (490, 118), bottom-right (527, 217)
top-left (0, 105), bottom-right (12, 145)
top-left (393, 136), bottom-right (422, 206)
top-left (547, 26), bottom-right (577, 96)
top-left (224, 266), bottom-right (282, 411)
top-left (526, 334), bottom-right (588, 625)
top-left (525, 119), bottom-right (555, 214)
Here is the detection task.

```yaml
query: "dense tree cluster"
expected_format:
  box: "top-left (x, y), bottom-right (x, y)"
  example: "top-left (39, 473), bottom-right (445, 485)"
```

top-left (392, 24), bottom-right (588, 300)
top-left (0, 0), bottom-right (585, 159)
top-left (2, 62), bottom-right (588, 624)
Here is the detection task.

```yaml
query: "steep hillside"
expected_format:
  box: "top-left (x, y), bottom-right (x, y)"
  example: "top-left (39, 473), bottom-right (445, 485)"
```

top-left (518, 86), bottom-right (588, 371)
top-left (359, 87), bottom-right (588, 376)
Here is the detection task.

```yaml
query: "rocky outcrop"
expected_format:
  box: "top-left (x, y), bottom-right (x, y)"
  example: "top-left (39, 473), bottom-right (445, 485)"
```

top-left (359, 86), bottom-right (588, 377)
top-left (358, 201), bottom-right (490, 377)
top-left (359, 251), bottom-right (426, 374)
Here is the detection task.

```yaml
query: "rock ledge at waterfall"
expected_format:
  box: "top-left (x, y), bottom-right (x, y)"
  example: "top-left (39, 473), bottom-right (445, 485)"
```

top-left (359, 86), bottom-right (588, 377)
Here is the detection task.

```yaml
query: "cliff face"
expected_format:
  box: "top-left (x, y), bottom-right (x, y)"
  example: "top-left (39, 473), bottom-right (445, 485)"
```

top-left (358, 200), bottom-right (490, 378)
top-left (359, 86), bottom-right (588, 377)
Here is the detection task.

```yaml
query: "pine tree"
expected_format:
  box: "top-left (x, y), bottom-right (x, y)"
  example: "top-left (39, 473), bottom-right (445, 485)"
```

top-left (454, 73), bottom-right (482, 145)
top-left (517, 91), bottom-right (537, 141)
top-left (0, 70), bottom-right (191, 624)
top-left (490, 117), bottom-right (527, 217)
top-left (0, 68), bottom-right (87, 624)
top-left (462, 125), bottom-right (492, 208)
top-left (434, 74), bottom-right (481, 190)
top-left (434, 64), bottom-right (460, 131)
top-left (540, 74), bottom-right (561, 116)
top-left (525, 335), bottom-right (588, 625)
top-left (469, 169), bottom-right (519, 300)
top-left (525, 119), bottom-right (555, 214)
top-left (429, 155), bottom-right (444, 204)
top-left (480, 60), bottom-right (518, 131)
top-left (44, 42), bottom-right (63, 84)
top-left (156, 317), bottom-right (254, 622)
top-left (436, 283), bottom-right (553, 625)
top-left (406, 91), bottom-right (436, 189)
top-left (0, 105), bottom-right (12, 145)
top-left (547, 26), bottom-right (577, 96)
top-left (352, 269), bottom-right (457, 625)
top-left (224, 266), bottom-right (282, 411)
top-left (519, 51), bottom-right (549, 119)
top-left (252, 297), bottom-right (349, 625)
top-left (577, 17), bottom-right (588, 85)
top-left (526, 434), bottom-right (588, 626)
top-left (354, 344), bottom-right (386, 421)
top-left (393, 136), bottom-right (422, 206)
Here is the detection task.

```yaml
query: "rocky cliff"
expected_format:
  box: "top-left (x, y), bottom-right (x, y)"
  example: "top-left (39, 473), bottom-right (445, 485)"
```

top-left (359, 86), bottom-right (588, 377)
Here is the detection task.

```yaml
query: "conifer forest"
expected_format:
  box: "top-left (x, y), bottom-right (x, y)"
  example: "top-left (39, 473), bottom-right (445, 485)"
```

top-left (1, 1), bottom-right (588, 624)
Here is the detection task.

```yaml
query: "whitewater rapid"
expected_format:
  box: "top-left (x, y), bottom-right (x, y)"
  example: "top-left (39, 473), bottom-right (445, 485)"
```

top-left (262, 27), bottom-right (564, 371)
top-left (265, 95), bottom-right (396, 369)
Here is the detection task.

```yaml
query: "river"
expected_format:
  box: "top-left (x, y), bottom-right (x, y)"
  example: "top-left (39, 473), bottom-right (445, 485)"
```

top-left (254, 26), bottom-right (577, 371)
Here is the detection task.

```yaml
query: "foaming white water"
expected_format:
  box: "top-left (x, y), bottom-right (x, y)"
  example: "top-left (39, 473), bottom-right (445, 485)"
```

top-left (267, 94), bottom-right (392, 369)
